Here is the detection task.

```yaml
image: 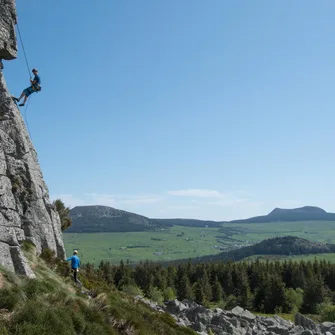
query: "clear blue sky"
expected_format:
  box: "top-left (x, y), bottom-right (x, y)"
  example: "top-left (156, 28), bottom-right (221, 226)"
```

top-left (4, 0), bottom-right (335, 220)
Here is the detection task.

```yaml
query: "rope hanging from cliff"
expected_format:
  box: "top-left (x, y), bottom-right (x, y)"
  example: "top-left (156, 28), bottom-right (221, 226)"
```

top-left (23, 99), bottom-right (32, 140)
top-left (16, 21), bottom-right (32, 79)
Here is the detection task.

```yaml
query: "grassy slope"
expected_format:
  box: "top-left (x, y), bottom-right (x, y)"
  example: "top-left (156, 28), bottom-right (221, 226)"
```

top-left (64, 221), bottom-right (335, 265)
top-left (0, 246), bottom-right (196, 335)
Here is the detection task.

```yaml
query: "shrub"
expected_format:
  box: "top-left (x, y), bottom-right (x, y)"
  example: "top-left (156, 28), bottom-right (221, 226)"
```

top-left (21, 240), bottom-right (36, 252)
top-left (0, 287), bottom-right (22, 310)
top-left (163, 287), bottom-right (176, 301)
top-left (40, 248), bottom-right (56, 264)
top-left (320, 304), bottom-right (335, 322)
top-left (122, 284), bottom-right (144, 297)
top-left (285, 287), bottom-right (304, 313)
top-left (0, 328), bottom-right (8, 335)
top-left (11, 323), bottom-right (48, 335)
top-left (147, 286), bottom-right (164, 304)
top-left (83, 322), bottom-right (113, 335)
top-left (11, 300), bottom-right (76, 335)
top-left (21, 278), bottom-right (55, 299)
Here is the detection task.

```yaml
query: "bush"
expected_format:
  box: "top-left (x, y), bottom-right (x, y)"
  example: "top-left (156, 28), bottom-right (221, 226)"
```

top-left (0, 327), bottom-right (8, 335)
top-left (147, 286), bottom-right (164, 304)
top-left (163, 287), bottom-right (176, 301)
top-left (320, 304), bottom-right (335, 322)
top-left (21, 240), bottom-right (36, 252)
top-left (11, 323), bottom-right (48, 335)
top-left (21, 278), bottom-right (55, 299)
top-left (11, 300), bottom-right (76, 335)
top-left (285, 288), bottom-right (304, 313)
top-left (83, 322), bottom-right (112, 335)
top-left (40, 248), bottom-right (56, 264)
top-left (121, 284), bottom-right (144, 297)
top-left (0, 287), bottom-right (22, 310)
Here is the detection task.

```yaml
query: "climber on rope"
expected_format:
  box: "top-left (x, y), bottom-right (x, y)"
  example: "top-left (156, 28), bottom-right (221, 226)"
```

top-left (13, 68), bottom-right (41, 107)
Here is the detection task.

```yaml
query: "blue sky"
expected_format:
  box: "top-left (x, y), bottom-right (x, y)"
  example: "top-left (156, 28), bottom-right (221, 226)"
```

top-left (4, 0), bottom-right (335, 220)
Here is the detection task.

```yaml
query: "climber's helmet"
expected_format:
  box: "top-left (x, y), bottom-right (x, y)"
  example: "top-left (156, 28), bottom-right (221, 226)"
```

top-left (32, 68), bottom-right (38, 74)
top-left (73, 250), bottom-right (78, 254)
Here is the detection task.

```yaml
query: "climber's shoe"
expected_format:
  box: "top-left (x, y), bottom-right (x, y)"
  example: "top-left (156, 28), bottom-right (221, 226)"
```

top-left (18, 103), bottom-right (25, 107)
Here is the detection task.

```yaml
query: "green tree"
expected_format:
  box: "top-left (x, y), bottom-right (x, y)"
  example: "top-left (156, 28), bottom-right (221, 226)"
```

top-left (176, 274), bottom-right (193, 301)
top-left (285, 287), bottom-right (304, 313)
top-left (212, 276), bottom-right (224, 302)
top-left (235, 268), bottom-right (251, 309)
top-left (266, 275), bottom-right (288, 313)
top-left (53, 199), bottom-right (72, 231)
top-left (302, 274), bottom-right (326, 314)
top-left (193, 281), bottom-right (205, 305)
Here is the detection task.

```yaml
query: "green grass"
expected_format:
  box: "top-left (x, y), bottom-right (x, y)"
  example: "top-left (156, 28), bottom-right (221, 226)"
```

top-left (64, 226), bottom-right (223, 265)
top-left (64, 221), bottom-right (335, 265)
top-left (0, 248), bottom-right (198, 335)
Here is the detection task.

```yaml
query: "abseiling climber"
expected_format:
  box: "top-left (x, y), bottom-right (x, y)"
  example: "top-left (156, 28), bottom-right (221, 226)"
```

top-left (13, 68), bottom-right (41, 106)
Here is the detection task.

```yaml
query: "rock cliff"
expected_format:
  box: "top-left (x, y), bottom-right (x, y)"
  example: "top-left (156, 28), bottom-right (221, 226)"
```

top-left (136, 297), bottom-right (335, 335)
top-left (0, 0), bottom-right (17, 60)
top-left (0, 0), bottom-right (65, 277)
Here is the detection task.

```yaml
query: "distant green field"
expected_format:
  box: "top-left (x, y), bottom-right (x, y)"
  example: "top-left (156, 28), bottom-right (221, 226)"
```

top-left (63, 221), bottom-right (335, 265)
top-left (64, 226), bottom-right (224, 265)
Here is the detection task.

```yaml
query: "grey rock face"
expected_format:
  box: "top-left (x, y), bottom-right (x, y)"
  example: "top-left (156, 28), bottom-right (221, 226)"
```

top-left (136, 298), bottom-right (335, 335)
top-left (0, 0), bottom-right (17, 60)
top-left (0, 11), bottom-right (65, 276)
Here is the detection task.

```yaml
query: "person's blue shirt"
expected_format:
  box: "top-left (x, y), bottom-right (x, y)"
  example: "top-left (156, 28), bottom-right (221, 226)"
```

top-left (66, 255), bottom-right (80, 269)
top-left (33, 74), bottom-right (41, 85)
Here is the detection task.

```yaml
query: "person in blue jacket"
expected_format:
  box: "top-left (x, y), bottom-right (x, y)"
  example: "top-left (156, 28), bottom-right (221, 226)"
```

top-left (65, 250), bottom-right (82, 286)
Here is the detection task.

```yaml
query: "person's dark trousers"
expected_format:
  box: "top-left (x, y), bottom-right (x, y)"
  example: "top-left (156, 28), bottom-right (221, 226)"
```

top-left (72, 268), bottom-right (82, 287)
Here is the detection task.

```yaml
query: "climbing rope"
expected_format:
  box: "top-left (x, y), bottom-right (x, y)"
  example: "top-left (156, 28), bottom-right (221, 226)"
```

top-left (15, 18), bottom-right (34, 140)
top-left (16, 20), bottom-right (32, 79)
top-left (23, 98), bottom-right (32, 140)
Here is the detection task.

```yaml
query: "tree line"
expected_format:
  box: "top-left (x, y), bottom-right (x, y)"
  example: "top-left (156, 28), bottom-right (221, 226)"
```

top-left (81, 258), bottom-right (335, 316)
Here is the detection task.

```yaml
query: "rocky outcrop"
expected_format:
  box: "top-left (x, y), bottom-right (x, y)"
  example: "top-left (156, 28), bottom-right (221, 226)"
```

top-left (135, 297), bottom-right (335, 335)
top-left (0, 0), bottom-right (65, 277)
top-left (0, 0), bottom-right (17, 60)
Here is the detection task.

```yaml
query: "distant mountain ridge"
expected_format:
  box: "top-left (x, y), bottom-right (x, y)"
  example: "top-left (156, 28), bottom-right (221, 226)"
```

top-left (65, 205), bottom-right (335, 233)
top-left (230, 206), bottom-right (335, 223)
top-left (66, 205), bottom-right (166, 233)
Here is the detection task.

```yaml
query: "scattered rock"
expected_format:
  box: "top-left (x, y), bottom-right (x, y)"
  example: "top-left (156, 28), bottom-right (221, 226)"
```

top-left (137, 297), bottom-right (335, 335)
top-left (295, 314), bottom-right (317, 331)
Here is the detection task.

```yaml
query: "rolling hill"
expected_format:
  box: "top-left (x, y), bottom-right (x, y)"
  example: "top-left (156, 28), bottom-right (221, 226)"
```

top-left (66, 205), bottom-right (335, 233)
top-left (230, 206), bottom-right (335, 223)
top-left (171, 236), bottom-right (335, 264)
top-left (66, 205), bottom-right (168, 233)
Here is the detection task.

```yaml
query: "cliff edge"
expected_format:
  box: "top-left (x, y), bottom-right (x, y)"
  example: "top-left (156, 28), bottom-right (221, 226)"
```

top-left (0, 0), bottom-right (65, 277)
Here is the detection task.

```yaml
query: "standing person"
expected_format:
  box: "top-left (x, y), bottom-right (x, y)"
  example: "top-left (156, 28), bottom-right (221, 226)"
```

top-left (13, 68), bottom-right (41, 106)
top-left (65, 250), bottom-right (82, 286)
